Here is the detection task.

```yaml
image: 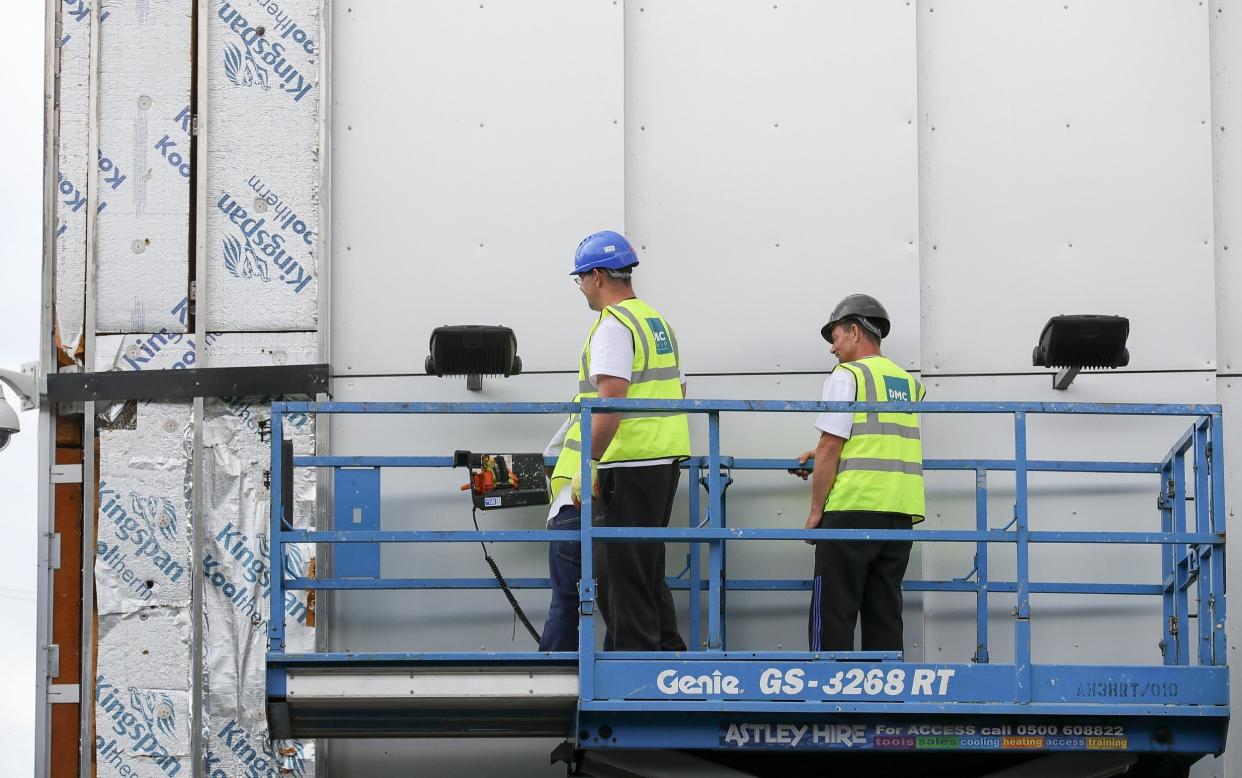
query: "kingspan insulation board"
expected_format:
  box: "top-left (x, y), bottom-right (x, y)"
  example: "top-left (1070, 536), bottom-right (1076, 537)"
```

top-left (92, 332), bottom-right (320, 777)
top-left (95, 610), bottom-right (193, 778)
top-left (54, 1), bottom-right (96, 360)
top-left (94, 335), bottom-right (197, 613)
top-left (202, 332), bottom-right (319, 778)
top-left (94, 334), bottom-right (195, 776)
top-left (206, 0), bottom-right (321, 331)
top-left (95, 1), bottom-right (193, 334)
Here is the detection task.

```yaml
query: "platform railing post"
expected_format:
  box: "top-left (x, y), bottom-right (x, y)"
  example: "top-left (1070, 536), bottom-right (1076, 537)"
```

top-left (1209, 412), bottom-right (1227, 664)
top-left (578, 407), bottom-right (596, 701)
top-left (707, 411), bottom-right (724, 651)
top-left (268, 407), bottom-right (286, 654)
top-left (974, 469), bottom-right (990, 664)
top-left (1013, 412), bottom-right (1031, 703)
top-left (1194, 420), bottom-right (1211, 665)
top-left (688, 461), bottom-right (702, 651)
top-left (1173, 448), bottom-right (1189, 665)
top-left (1160, 459), bottom-right (1176, 666)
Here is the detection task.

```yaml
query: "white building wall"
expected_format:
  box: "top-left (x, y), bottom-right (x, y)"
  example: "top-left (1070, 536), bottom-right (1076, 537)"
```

top-left (1211, 1), bottom-right (1241, 776)
top-left (623, 0), bottom-right (921, 374)
top-left (914, 0), bottom-right (1221, 737)
top-left (329, 0), bottom-right (625, 376)
top-left (918, 0), bottom-right (1216, 375)
top-left (324, 2), bottom-right (1238, 776)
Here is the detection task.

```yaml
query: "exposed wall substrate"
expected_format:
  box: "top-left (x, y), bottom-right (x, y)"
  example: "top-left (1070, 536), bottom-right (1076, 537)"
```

top-left (66, 0), bottom-right (324, 774)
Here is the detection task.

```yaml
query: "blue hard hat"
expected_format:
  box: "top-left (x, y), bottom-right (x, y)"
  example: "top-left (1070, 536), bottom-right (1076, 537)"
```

top-left (571, 230), bottom-right (639, 275)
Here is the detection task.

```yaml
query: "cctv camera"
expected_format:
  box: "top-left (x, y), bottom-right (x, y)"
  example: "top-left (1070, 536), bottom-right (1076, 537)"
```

top-left (0, 385), bottom-right (19, 452)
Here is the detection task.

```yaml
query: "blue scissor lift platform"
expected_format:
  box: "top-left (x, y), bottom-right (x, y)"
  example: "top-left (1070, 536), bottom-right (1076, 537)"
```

top-left (265, 400), bottom-right (1228, 777)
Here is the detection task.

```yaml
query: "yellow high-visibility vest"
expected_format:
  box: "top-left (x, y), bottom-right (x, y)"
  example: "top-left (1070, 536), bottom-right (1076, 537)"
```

top-left (824, 355), bottom-right (926, 521)
top-left (549, 413), bottom-right (578, 497)
top-left (550, 298), bottom-right (690, 487)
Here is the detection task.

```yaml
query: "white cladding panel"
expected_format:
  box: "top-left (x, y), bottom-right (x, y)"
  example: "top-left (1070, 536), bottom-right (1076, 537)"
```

top-left (919, 0), bottom-right (1216, 374)
top-left (329, 0), bottom-right (624, 375)
top-left (1214, 2), bottom-right (1242, 372)
top-left (1217, 380), bottom-right (1242, 778)
top-left (920, 373), bottom-right (1216, 667)
top-left (325, 9), bottom-right (1229, 775)
top-left (625, 0), bottom-right (920, 374)
top-left (326, 372), bottom-right (922, 657)
top-left (325, 375), bottom-right (637, 657)
top-left (1213, 3), bottom-right (1242, 776)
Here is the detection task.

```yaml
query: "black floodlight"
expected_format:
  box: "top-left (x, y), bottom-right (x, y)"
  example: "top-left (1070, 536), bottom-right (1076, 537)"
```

top-left (1032, 314), bottom-right (1130, 390)
top-left (425, 325), bottom-right (523, 391)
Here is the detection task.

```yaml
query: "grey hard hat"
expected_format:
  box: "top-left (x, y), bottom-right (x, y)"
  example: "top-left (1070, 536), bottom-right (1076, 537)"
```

top-left (821, 294), bottom-right (891, 341)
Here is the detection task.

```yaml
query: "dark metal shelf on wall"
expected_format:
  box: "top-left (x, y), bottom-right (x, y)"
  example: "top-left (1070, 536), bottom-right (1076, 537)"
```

top-left (45, 363), bottom-right (330, 402)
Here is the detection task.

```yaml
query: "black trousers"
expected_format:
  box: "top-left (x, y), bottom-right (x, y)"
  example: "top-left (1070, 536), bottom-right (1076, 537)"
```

top-left (593, 463), bottom-right (687, 652)
top-left (809, 511), bottom-right (913, 652)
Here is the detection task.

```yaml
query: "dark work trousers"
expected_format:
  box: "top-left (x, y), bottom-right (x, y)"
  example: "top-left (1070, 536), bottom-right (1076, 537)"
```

top-left (538, 504), bottom-right (581, 652)
top-left (809, 511), bottom-right (913, 652)
top-left (593, 463), bottom-right (687, 652)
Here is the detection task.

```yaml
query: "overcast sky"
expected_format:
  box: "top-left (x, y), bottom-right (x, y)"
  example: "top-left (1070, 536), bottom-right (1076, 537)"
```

top-left (0, 5), bottom-right (49, 774)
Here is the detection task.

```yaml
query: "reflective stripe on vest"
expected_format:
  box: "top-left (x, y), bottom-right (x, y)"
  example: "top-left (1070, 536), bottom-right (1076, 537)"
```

top-left (824, 355), bottom-right (926, 521)
top-left (553, 298), bottom-right (691, 473)
top-left (551, 411), bottom-right (581, 494)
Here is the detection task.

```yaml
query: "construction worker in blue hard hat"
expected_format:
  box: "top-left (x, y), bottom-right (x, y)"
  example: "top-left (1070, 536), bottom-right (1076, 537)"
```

top-left (790, 294), bottom-right (926, 653)
top-left (544, 230), bottom-right (690, 652)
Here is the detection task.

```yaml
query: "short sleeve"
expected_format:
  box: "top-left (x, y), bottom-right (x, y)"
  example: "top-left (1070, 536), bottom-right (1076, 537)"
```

top-left (587, 315), bottom-right (636, 384)
top-left (814, 368), bottom-right (856, 439)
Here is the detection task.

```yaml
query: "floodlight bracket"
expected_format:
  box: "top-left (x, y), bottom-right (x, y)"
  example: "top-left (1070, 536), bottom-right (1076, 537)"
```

top-left (1053, 366), bottom-right (1081, 391)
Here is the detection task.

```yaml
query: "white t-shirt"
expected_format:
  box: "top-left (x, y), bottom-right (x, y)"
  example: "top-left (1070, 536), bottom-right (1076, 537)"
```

top-left (588, 312), bottom-right (686, 469)
top-left (544, 415), bottom-right (573, 459)
top-left (544, 417), bottom-right (576, 524)
top-left (546, 483), bottom-right (575, 526)
top-left (585, 316), bottom-right (637, 385)
top-left (814, 368), bottom-right (856, 439)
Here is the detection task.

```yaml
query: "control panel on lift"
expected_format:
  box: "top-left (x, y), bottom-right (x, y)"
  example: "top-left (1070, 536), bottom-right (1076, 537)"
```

top-left (455, 449), bottom-right (550, 510)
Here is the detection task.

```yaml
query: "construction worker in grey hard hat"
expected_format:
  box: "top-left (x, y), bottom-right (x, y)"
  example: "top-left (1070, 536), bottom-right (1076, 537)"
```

top-left (791, 294), bottom-right (927, 652)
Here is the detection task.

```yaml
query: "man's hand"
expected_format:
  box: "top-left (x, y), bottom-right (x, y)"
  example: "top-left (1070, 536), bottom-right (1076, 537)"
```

top-left (804, 511), bottom-right (823, 545)
top-left (789, 450), bottom-right (815, 480)
top-left (797, 432), bottom-right (845, 544)
top-left (570, 460), bottom-right (599, 506)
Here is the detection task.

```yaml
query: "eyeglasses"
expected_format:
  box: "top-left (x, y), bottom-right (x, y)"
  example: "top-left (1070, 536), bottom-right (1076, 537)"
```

top-left (573, 272), bottom-right (590, 287)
